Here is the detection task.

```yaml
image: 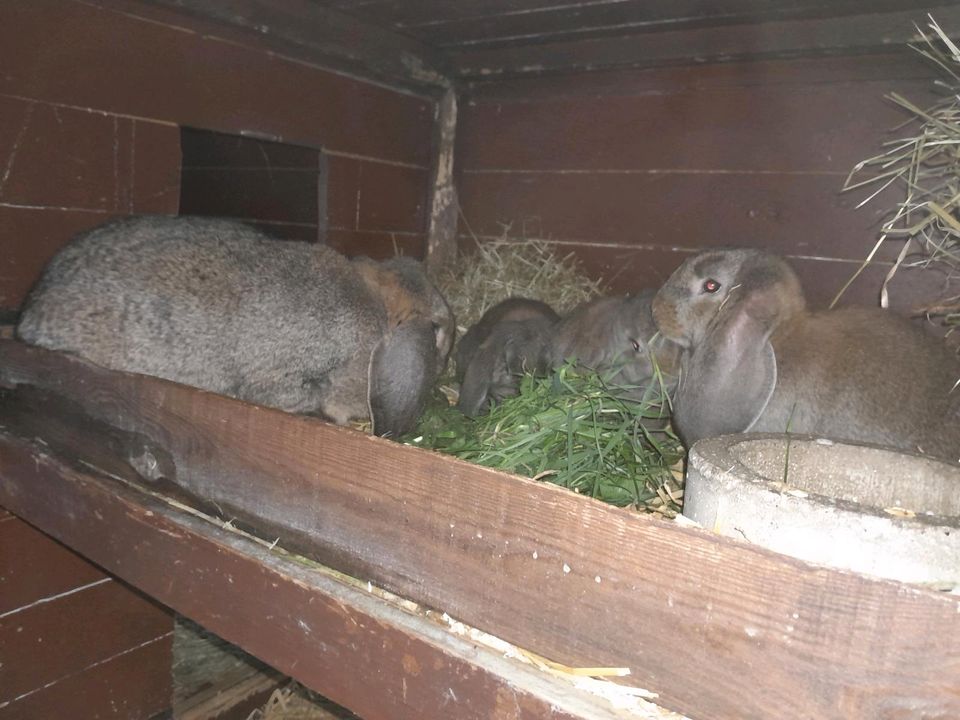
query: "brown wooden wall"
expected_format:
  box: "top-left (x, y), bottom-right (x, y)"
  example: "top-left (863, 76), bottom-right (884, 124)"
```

top-left (0, 0), bottom-right (435, 318)
top-left (0, 507), bottom-right (173, 720)
top-left (457, 53), bottom-right (950, 312)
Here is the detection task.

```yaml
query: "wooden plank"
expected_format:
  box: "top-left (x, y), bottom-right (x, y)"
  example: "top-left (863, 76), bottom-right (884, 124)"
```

top-left (0, 343), bottom-right (958, 719)
top-left (0, 579), bottom-right (172, 702)
top-left (355, 162), bottom-right (429, 234)
top-left (140, 0), bottom-right (450, 92)
top-left (0, 516), bottom-right (107, 614)
top-left (325, 156), bottom-right (430, 237)
top-left (325, 229), bottom-right (425, 259)
top-left (0, 1), bottom-right (434, 166)
top-left (0, 433), bottom-right (638, 720)
top-left (0, 205), bottom-right (116, 312)
top-left (0, 96), bottom-right (124, 212)
top-left (425, 88), bottom-right (459, 275)
top-left (451, 5), bottom-right (960, 78)
top-left (409, 0), bottom-right (944, 48)
top-left (464, 51), bottom-right (936, 102)
top-left (457, 77), bottom-right (930, 174)
top-left (0, 633), bottom-right (173, 720)
top-left (0, 101), bottom-right (176, 219)
top-left (326, 155), bottom-right (363, 231)
top-left (457, 170), bottom-right (899, 262)
top-left (316, 0), bottom-right (949, 37)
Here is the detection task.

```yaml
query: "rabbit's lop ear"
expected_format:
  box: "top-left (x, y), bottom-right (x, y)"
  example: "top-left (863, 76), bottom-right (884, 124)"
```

top-left (368, 318), bottom-right (438, 438)
top-left (673, 295), bottom-right (778, 447)
top-left (457, 342), bottom-right (499, 417)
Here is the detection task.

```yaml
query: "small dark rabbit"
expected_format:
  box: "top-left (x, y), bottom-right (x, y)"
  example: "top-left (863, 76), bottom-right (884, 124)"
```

top-left (458, 292), bottom-right (682, 417)
top-left (456, 298), bottom-right (559, 416)
top-left (652, 247), bottom-right (960, 460)
top-left (16, 215), bottom-right (455, 438)
top-left (547, 291), bottom-right (682, 401)
top-left (454, 297), bottom-right (559, 382)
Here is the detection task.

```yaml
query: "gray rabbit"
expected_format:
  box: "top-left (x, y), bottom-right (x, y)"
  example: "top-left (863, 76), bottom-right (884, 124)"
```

top-left (457, 292), bottom-right (682, 417)
top-left (456, 298), bottom-right (559, 416)
top-left (652, 247), bottom-right (960, 460)
top-left (16, 215), bottom-right (455, 437)
top-left (454, 297), bottom-right (559, 382)
top-left (547, 291), bottom-right (682, 401)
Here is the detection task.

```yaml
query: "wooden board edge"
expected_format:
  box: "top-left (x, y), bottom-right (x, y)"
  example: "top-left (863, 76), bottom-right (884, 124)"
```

top-left (0, 431), bottom-right (669, 720)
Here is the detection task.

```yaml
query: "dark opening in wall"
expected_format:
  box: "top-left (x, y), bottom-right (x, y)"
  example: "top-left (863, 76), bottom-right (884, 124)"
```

top-left (179, 127), bottom-right (328, 243)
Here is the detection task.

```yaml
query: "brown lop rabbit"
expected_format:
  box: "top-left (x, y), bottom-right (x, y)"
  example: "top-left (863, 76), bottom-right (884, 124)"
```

top-left (17, 215), bottom-right (455, 438)
top-left (651, 247), bottom-right (960, 461)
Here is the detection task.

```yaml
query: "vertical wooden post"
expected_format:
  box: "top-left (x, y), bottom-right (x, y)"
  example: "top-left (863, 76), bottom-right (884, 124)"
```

top-left (425, 88), bottom-right (459, 276)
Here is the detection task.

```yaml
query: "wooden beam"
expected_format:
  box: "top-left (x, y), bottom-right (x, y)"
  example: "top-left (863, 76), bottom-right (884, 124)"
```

top-left (132, 0), bottom-right (452, 93)
top-left (1, 340), bottom-right (959, 720)
top-left (0, 433), bottom-right (628, 720)
top-left (403, 0), bottom-right (951, 49)
top-left (451, 5), bottom-right (960, 79)
top-left (425, 88), bottom-right (459, 275)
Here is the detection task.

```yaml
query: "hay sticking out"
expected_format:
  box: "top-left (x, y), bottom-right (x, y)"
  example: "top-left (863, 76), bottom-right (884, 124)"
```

top-left (248, 681), bottom-right (359, 719)
top-left (843, 15), bottom-right (960, 329)
top-left (435, 230), bottom-right (604, 333)
top-left (406, 364), bottom-right (684, 514)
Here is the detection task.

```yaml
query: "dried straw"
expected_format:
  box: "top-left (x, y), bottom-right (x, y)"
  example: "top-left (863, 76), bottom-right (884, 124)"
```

top-left (434, 221), bottom-right (604, 334)
top-left (842, 15), bottom-right (960, 333)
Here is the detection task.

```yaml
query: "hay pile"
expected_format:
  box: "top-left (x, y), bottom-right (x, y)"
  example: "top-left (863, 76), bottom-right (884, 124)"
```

top-left (843, 16), bottom-right (960, 333)
top-left (413, 235), bottom-right (684, 515)
top-left (434, 232), bottom-right (604, 335)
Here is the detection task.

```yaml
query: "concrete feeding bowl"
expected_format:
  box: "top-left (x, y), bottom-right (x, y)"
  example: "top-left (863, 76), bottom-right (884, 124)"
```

top-left (684, 434), bottom-right (960, 587)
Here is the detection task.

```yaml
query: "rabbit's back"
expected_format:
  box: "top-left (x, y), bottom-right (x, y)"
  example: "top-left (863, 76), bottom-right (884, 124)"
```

top-left (548, 297), bottom-right (625, 368)
top-left (761, 307), bottom-right (960, 458)
top-left (549, 292), bottom-right (679, 394)
top-left (18, 216), bottom-right (383, 412)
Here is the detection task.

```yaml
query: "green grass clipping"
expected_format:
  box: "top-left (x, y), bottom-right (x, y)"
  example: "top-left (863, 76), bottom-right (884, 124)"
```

top-left (402, 364), bottom-right (684, 514)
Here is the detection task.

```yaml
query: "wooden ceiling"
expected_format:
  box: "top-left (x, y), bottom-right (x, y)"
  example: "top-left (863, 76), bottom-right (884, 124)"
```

top-left (148, 0), bottom-right (960, 92)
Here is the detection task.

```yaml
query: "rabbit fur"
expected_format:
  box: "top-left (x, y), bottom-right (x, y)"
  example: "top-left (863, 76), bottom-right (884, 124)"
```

top-left (547, 291), bottom-right (682, 402)
top-left (454, 297), bottom-right (559, 383)
top-left (457, 292), bottom-right (681, 417)
top-left (16, 215), bottom-right (455, 438)
top-left (652, 247), bottom-right (960, 460)
top-left (456, 302), bottom-right (559, 417)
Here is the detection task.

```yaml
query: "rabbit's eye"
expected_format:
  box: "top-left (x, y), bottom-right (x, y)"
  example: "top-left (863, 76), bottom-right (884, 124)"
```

top-left (631, 339), bottom-right (641, 352)
top-left (702, 279), bottom-right (721, 294)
